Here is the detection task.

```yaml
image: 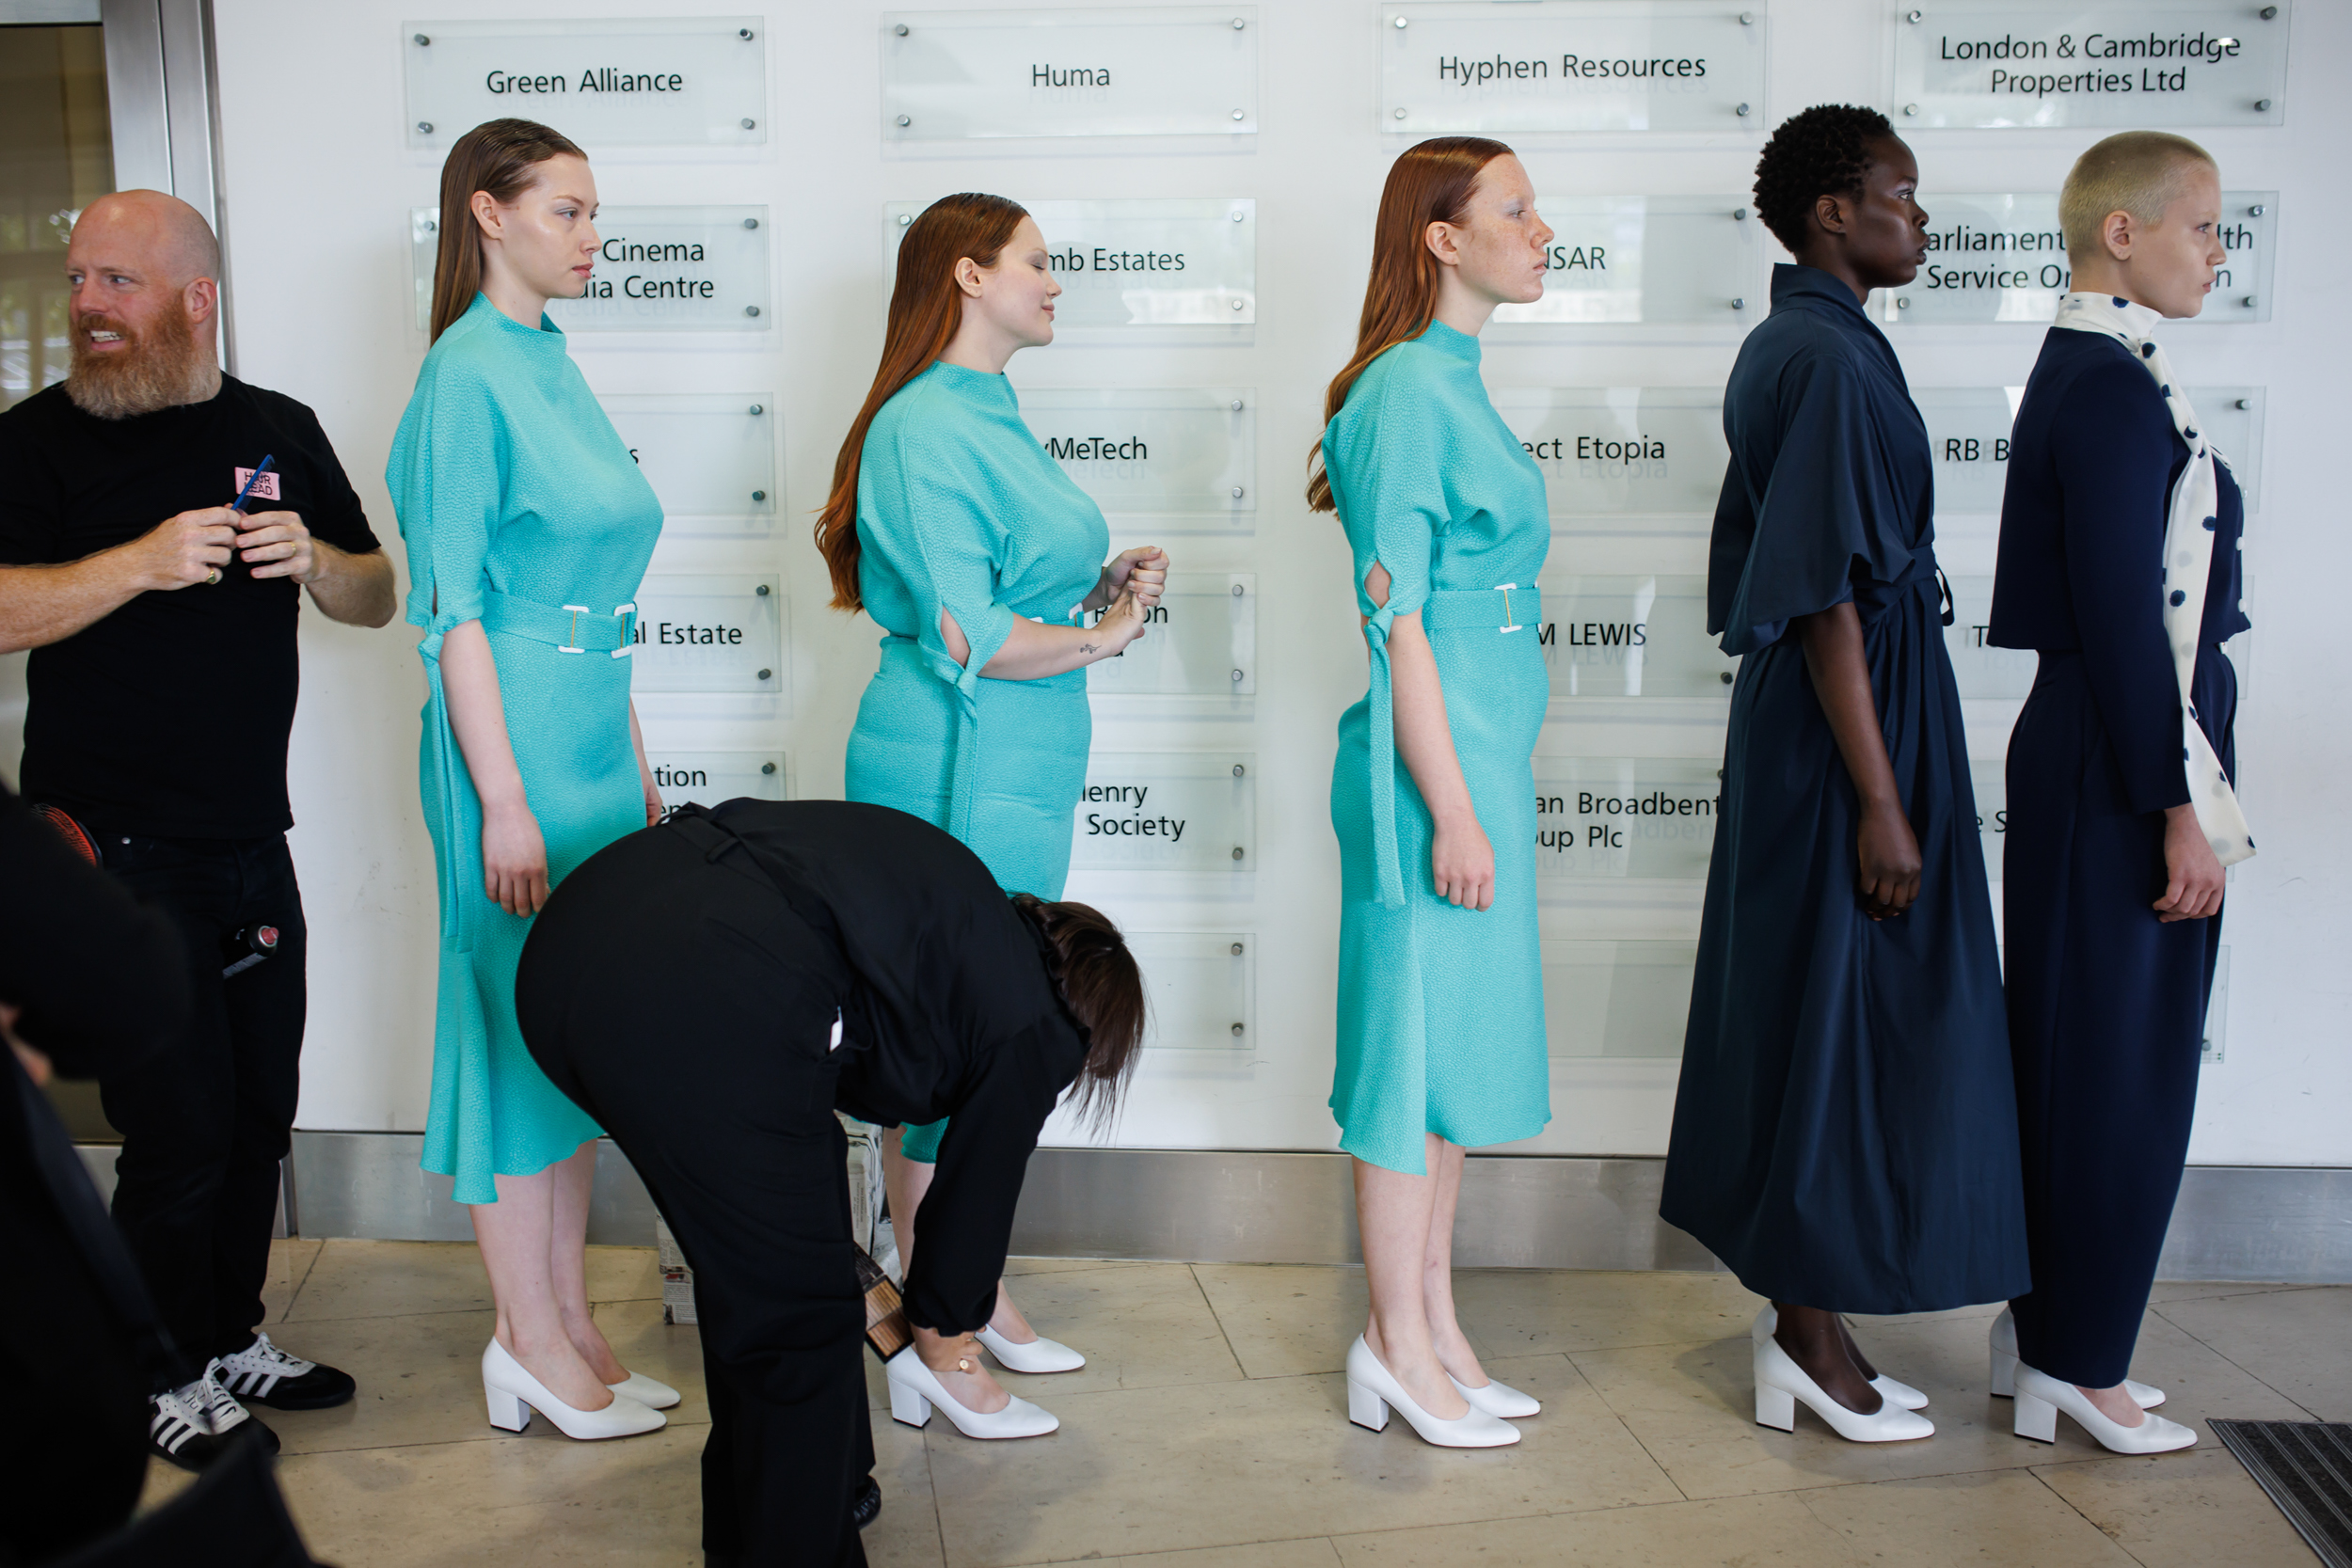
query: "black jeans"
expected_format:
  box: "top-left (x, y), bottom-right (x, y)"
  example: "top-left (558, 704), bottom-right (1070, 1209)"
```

top-left (94, 829), bottom-right (306, 1366)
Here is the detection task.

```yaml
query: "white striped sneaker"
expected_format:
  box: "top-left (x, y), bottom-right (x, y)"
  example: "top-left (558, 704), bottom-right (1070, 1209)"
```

top-left (211, 1331), bottom-right (355, 1410)
top-left (148, 1371), bottom-right (276, 1471)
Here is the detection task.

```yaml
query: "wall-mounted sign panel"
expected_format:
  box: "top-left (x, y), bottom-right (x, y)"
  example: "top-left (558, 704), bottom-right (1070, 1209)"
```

top-left (1088, 574), bottom-right (1255, 697)
top-left (1543, 940), bottom-right (1697, 1058)
top-left (886, 199), bottom-right (1253, 335)
top-left (882, 7), bottom-right (1258, 141)
top-left (1972, 760), bottom-right (2007, 882)
top-left (1382, 0), bottom-right (1766, 133)
top-left (403, 17), bottom-right (769, 150)
top-left (1492, 198), bottom-right (1758, 328)
top-left (1533, 757), bottom-right (1721, 879)
top-left (1537, 573), bottom-right (1735, 698)
top-left (1945, 575), bottom-right (2035, 699)
top-left (1070, 752), bottom-right (1254, 871)
top-left (1878, 193), bottom-right (2275, 325)
top-left (600, 395), bottom-right (777, 530)
top-left (629, 574), bottom-right (785, 694)
top-left (650, 752), bottom-right (789, 816)
top-left (1490, 388), bottom-right (1727, 529)
top-left (1892, 1), bottom-right (2291, 130)
top-left (1127, 931), bottom-right (1255, 1053)
top-left (1017, 388), bottom-right (1255, 529)
top-left (1917, 386), bottom-right (2265, 513)
top-left (416, 206), bottom-right (772, 332)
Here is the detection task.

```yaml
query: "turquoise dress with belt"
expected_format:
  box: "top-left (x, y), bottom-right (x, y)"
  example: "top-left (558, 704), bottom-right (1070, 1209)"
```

top-left (844, 360), bottom-right (1109, 1163)
top-left (387, 293), bottom-right (664, 1205)
top-left (1325, 322), bottom-right (1551, 1176)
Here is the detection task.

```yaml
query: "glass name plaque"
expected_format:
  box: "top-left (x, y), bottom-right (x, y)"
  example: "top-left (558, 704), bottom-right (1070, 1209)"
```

top-left (1945, 575), bottom-right (2036, 699)
top-left (1544, 940), bottom-right (1697, 1059)
top-left (628, 575), bottom-right (785, 694)
top-left (882, 7), bottom-right (1259, 141)
top-left (1972, 760), bottom-right (2007, 883)
top-left (650, 752), bottom-right (788, 816)
top-left (1383, 0), bottom-right (1766, 133)
top-left (403, 18), bottom-right (768, 151)
top-left (600, 395), bottom-right (777, 530)
top-left (1537, 574), bottom-right (1735, 699)
top-left (1125, 931), bottom-right (1255, 1053)
top-left (1892, 1), bottom-right (2291, 129)
top-left (1878, 192), bottom-right (2276, 325)
top-left (555, 207), bottom-right (771, 332)
top-left (1489, 388), bottom-right (1727, 529)
top-left (1917, 386), bottom-right (2265, 512)
top-left (1017, 388), bottom-right (1255, 530)
top-left (1070, 753), bottom-right (1254, 872)
top-left (1534, 757), bottom-right (1721, 879)
top-left (886, 199), bottom-right (1253, 335)
top-left (1087, 574), bottom-right (1255, 698)
top-left (1492, 198), bottom-right (1758, 328)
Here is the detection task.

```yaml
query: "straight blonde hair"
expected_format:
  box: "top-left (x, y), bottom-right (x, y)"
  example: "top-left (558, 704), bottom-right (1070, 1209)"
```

top-left (2059, 131), bottom-right (2216, 256)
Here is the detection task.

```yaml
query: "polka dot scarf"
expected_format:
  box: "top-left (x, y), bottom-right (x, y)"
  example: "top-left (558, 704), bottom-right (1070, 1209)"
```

top-left (2053, 291), bottom-right (2253, 866)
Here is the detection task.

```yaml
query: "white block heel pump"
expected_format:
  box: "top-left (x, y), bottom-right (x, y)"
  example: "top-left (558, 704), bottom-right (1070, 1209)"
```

top-left (1989, 1307), bottom-right (2162, 1408)
top-left (2011, 1363), bottom-right (2196, 1453)
top-left (976, 1325), bottom-right (1086, 1374)
top-left (607, 1371), bottom-right (682, 1409)
top-left (1451, 1374), bottom-right (1541, 1419)
top-left (1753, 1306), bottom-right (1928, 1411)
top-left (481, 1340), bottom-right (666, 1440)
top-left (883, 1347), bottom-right (1058, 1438)
top-left (1752, 1334), bottom-right (1934, 1442)
top-left (1343, 1337), bottom-right (1518, 1448)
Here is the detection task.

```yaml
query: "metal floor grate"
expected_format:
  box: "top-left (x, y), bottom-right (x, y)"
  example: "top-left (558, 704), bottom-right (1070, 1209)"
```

top-left (2212, 1419), bottom-right (2352, 1567)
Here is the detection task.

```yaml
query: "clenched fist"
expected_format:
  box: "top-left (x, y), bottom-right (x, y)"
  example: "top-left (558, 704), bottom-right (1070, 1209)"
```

top-left (130, 506), bottom-right (239, 590)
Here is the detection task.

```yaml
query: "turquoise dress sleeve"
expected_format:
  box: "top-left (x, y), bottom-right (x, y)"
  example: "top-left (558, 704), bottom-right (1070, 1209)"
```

top-left (862, 419), bottom-right (1022, 710)
top-left (387, 356), bottom-right (501, 651)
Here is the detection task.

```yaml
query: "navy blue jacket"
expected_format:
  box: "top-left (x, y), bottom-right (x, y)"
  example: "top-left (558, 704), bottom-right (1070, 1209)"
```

top-left (1989, 328), bottom-right (2249, 816)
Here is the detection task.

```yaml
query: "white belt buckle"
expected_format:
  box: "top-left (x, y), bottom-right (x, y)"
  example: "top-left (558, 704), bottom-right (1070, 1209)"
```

top-left (1495, 583), bottom-right (1523, 634)
top-left (558, 605), bottom-right (591, 655)
top-left (611, 601), bottom-right (636, 658)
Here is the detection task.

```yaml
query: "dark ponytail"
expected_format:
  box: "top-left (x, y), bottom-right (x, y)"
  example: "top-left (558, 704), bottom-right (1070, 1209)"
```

top-left (1012, 895), bottom-right (1145, 1128)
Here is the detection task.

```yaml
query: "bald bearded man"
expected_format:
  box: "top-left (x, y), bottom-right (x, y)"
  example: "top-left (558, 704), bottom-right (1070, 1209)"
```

top-left (0, 191), bottom-right (394, 1468)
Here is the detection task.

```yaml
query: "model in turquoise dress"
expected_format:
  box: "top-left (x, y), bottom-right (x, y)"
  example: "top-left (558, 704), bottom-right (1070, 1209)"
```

top-left (388, 293), bottom-right (664, 1205)
top-left (845, 359), bottom-right (1110, 1162)
top-left (1326, 321), bottom-right (1551, 1176)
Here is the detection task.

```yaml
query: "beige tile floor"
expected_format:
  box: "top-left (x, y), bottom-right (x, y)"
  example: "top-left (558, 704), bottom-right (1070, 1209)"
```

top-left (138, 1239), bottom-right (2344, 1567)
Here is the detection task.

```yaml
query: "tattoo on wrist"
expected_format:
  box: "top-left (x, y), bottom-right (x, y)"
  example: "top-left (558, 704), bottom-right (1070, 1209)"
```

top-left (1076, 641), bottom-right (1100, 656)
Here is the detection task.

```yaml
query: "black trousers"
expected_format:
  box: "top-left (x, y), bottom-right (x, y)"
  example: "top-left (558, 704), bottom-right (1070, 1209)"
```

top-left (94, 830), bottom-right (306, 1366)
top-left (517, 824), bottom-right (870, 1568)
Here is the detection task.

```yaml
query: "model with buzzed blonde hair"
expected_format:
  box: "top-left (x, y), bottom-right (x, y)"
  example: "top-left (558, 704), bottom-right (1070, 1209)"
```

top-left (1985, 129), bottom-right (2250, 1457)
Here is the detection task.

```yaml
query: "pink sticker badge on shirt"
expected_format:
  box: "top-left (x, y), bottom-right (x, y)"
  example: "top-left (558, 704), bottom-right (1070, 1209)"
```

top-left (234, 467), bottom-right (281, 500)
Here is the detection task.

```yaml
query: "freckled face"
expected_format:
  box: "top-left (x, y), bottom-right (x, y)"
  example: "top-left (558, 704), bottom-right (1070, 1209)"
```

top-left (1446, 154), bottom-right (1554, 307)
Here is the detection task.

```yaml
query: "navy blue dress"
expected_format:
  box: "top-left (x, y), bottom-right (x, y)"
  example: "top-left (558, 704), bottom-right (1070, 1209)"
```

top-left (1991, 326), bottom-right (2247, 1388)
top-left (1661, 265), bottom-right (2031, 1314)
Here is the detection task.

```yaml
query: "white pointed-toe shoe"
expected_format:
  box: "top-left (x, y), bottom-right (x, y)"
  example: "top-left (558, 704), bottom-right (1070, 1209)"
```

top-left (608, 1371), bottom-right (682, 1409)
top-left (2011, 1363), bottom-right (2197, 1453)
top-left (1753, 1306), bottom-right (1929, 1412)
top-left (1344, 1337), bottom-right (1518, 1448)
top-left (884, 1347), bottom-right (1058, 1438)
top-left (482, 1340), bottom-right (666, 1440)
top-left (977, 1325), bottom-right (1086, 1374)
top-left (1988, 1307), bottom-right (2162, 1408)
top-left (1753, 1334), bottom-right (1935, 1442)
top-left (1451, 1374), bottom-right (1541, 1419)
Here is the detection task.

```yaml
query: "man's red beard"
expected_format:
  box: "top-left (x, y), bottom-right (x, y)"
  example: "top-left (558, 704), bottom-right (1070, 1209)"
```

top-left (65, 300), bottom-right (214, 420)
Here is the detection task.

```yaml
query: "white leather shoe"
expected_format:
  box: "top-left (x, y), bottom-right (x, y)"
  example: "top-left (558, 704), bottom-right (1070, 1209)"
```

top-left (1753, 1306), bottom-right (1928, 1411)
top-left (977, 1325), bottom-right (1086, 1374)
top-left (1451, 1373), bottom-right (1541, 1419)
top-left (1754, 1334), bottom-right (1934, 1442)
top-left (608, 1371), bottom-right (681, 1410)
top-left (482, 1340), bottom-right (666, 1440)
top-left (1345, 1337), bottom-right (1518, 1448)
top-left (1989, 1307), bottom-right (2162, 1407)
top-left (885, 1347), bottom-right (1058, 1438)
top-left (2012, 1363), bottom-right (2197, 1453)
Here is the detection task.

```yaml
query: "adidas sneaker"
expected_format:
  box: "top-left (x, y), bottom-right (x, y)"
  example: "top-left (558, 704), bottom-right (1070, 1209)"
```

top-left (148, 1369), bottom-right (278, 1471)
top-left (211, 1331), bottom-right (356, 1411)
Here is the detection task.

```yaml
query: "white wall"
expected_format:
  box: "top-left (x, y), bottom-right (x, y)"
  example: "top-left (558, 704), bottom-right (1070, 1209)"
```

top-left (8, 0), bottom-right (2341, 1164)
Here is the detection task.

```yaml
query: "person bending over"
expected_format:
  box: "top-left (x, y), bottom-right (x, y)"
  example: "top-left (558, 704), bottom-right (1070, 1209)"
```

top-left (515, 799), bottom-right (1145, 1568)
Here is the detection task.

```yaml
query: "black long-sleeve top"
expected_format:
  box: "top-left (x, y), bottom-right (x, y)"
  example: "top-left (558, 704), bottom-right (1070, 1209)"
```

top-left (696, 799), bottom-right (1089, 1334)
top-left (1988, 328), bottom-right (2250, 816)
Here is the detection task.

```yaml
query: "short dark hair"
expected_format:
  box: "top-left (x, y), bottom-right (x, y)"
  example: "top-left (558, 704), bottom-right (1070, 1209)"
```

top-left (1754, 104), bottom-right (1897, 253)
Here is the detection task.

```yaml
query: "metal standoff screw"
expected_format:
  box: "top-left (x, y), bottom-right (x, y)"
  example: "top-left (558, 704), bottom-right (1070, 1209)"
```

top-left (752, 490), bottom-right (768, 502)
top-left (755, 583), bottom-right (771, 595)
top-left (739, 26), bottom-right (754, 39)
top-left (757, 669), bottom-right (773, 680)
top-left (1903, 103), bottom-right (1919, 117)
top-left (1733, 207), bottom-right (1749, 220)
top-left (2255, 98), bottom-right (2273, 111)
top-left (1897, 296), bottom-right (1912, 309)
top-left (1231, 847), bottom-right (1245, 861)
top-left (1230, 398), bottom-right (1244, 412)
top-left (1231, 298), bottom-right (1245, 310)
top-left (422, 217), bottom-right (437, 232)
top-left (1740, 10), bottom-right (1754, 22)
top-left (1231, 668), bottom-right (1245, 682)
top-left (1730, 297), bottom-right (1745, 309)
top-left (2262, 4), bottom-right (2279, 16)
top-left (761, 762), bottom-right (776, 775)
top-left (416, 121), bottom-right (434, 135)
top-left (1231, 942), bottom-right (1244, 956)
top-left (413, 32), bottom-right (429, 45)
top-left (1232, 16), bottom-right (1245, 27)
top-left (2243, 294), bottom-right (2258, 307)
top-left (898, 213), bottom-right (913, 226)
top-left (1232, 109), bottom-right (1246, 120)
top-left (2250, 204), bottom-right (2266, 215)
top-left (2235, 398), bottom-right (2251, 410)
top-left (745, 305), bottom-right (761, 317)
top-left (896, 115), bottom-right (911, 127)
top-left (1232, 764), bottom-right (1246, 778)
top-left (1231, 1022), bottom-right (1245, 1036)
top-left (1393, 13), bottom-right (1407, 24)
top-left (1906, 8), bottom-right (1923, 20)
top-left (894, 22), bottom-right (909, 34)
top-left (1393, 107), bottom-right (1407, 119)
top-left (748, 404), bottom-right (763, 416)
top-left (1736, 102), bottom-right (1751, 116)
top-left (1231, 582), bottom-right (1244, 596)
top-left (741, 119), bottom-right (756, 131)
top-left (1232, 210), bottom-right (1246, 222)
top-left (1720, 671), bottom-right (1734, 685)
top-left (1231, 485), bottom-right (1246, 499)
top-left (742, 216), bottom-right (759, 229)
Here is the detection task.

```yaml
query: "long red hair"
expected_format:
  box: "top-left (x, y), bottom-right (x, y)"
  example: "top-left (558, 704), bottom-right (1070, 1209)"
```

top-left (1306, 136), bottom-right (1515, 513)
top-left (817, 193), bottom-right (1029, 610)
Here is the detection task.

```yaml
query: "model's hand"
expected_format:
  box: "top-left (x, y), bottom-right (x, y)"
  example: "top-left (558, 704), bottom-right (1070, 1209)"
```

top-left (232, 509), bottom-right (322, 583)
top-left (481, 800), bottom-right (551, 916)
top-left (640, 766), bottom-right (666, 828)
top-left (2154, 803), bottom-right (2226, 923)
top-left (124, 507), bottom-right (238, 591)
top-left (1431, 809), bottom-right (1496, 911)
top-left (1086, 586), bottom-right (1152, 658)
top-left (1855, 798), bottom-right (1923, 920)
top-left (1105, 546), bottom-right (1168, 608)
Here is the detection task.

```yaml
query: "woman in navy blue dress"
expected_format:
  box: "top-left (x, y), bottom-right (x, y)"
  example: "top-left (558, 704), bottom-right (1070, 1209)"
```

top-left (1987, 132), bottom-right (2249, 1457)
top-left (1661, 106), bottom-right (2029, 1443)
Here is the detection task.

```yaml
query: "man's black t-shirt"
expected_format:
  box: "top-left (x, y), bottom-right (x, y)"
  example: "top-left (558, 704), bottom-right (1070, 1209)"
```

top-left (0, 378), bottom-right (381, 838)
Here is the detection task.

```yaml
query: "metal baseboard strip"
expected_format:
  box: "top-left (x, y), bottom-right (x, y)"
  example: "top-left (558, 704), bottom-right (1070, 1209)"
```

top-left (85, 1134), bottom-right (2347, 1284)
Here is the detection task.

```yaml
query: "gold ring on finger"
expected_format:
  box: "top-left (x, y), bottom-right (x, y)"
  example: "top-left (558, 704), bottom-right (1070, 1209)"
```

top-left (205, 567), bottom-right (222, 585)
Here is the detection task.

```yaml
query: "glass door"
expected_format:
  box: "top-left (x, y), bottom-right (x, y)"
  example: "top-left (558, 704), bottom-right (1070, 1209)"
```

top-left (0, 19), bottom-right (112, 414)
